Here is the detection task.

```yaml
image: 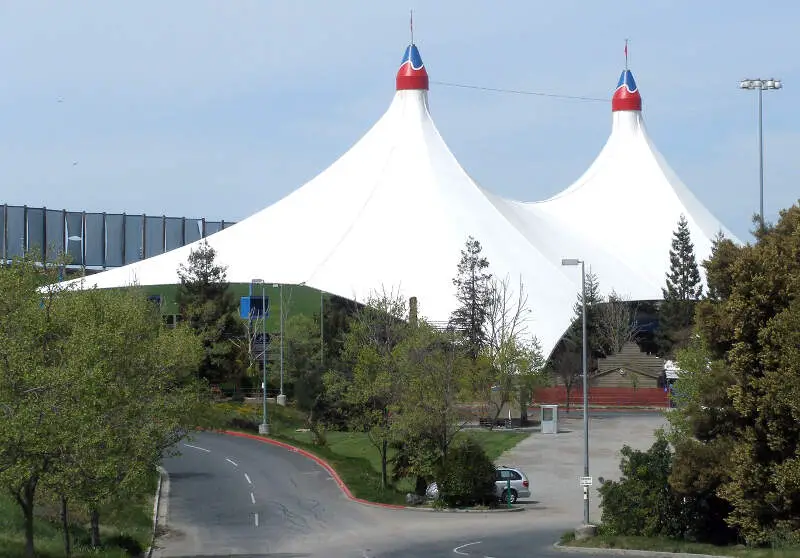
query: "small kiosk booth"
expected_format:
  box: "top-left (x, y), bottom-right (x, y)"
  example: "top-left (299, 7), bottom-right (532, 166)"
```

top-left (540, 404), bottom-right (559, 434)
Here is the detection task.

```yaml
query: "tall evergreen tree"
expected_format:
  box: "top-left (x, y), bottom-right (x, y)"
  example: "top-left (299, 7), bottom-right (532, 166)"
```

top-left (176, 240), bottom-right (246, 387)
top-left (449, 236), bottom-right (492, 360)
top-left (656, 215), bottom-right (703, 357)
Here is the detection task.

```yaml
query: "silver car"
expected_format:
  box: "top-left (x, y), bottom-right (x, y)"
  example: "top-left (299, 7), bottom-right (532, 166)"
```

top-left (495, 465), bottom-right (531, 503)
top-left (424, 466), bottom-right (531, 504)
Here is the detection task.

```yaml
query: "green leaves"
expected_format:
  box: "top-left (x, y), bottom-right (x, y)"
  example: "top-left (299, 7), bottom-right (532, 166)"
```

top-left (665, 204), bottom-right (800, 545)
top-left (0, 256), bottom-right (205, 554)
top-left (176, 240), bottom-right (246, 387)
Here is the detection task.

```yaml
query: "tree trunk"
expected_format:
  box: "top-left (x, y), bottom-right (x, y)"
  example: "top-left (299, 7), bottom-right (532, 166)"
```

top-left (380, 439), bottom-right (389, 489)
top-left (15, 478), bottom-right (38, 558)
top-left (90, 508), bottom-right (101, 548)
top-left (60, 495), bottom-right (71, 557)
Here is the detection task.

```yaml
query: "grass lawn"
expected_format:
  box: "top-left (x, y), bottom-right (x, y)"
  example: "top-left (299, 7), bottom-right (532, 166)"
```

top-left (0, 482), bottom-right (155, 557)
top-left (562, 532), bottom-right (800, 558)
top-left (208, 401), bottom-right (529, 506)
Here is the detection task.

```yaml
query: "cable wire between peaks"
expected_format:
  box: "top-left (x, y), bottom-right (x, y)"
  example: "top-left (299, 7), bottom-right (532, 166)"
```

top-left (431, 80), bottom-right (609, 103)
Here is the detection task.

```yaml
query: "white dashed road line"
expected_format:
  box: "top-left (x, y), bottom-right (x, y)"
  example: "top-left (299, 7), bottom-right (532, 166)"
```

top-left (250, 492), bottom-right (256, 504)
top-left (244, 473), bottom-right (252, 485)
top-left (254, 512), bottom-right (259, 527)
top-left (453, 541), bottom-right (482, 555)
top-left (183, 443), bottom-right (211, 453)
top-left (225, 458), bottom-right (238, 467)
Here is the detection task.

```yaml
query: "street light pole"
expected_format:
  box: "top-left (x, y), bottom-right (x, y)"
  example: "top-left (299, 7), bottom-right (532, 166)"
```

top-left (562, 258), bottom-right (590, 526)
top-left (252, 278), bottom-right (269, 435)
top-left (279, 283), bottom-right (284, 397)
top-left (739, 78), bottom-right (782, 224)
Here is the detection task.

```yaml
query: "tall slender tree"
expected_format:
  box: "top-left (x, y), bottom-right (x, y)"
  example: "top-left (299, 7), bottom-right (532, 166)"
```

top-left (449, 236), bottom-right (492, 361)
top-left (656, 215), bottom-right (703, 357)
top-left (176, 240), bottom-right (246, 388)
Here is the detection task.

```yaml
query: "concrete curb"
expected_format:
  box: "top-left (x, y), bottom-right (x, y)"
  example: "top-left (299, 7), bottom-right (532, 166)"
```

top-left (552, 540), bottom-right (733, 558)
top-left (403, 504), bottom-right (525, 513)
top-left (145, 466), bottom-right (168, 558)
top-left (218, 430), bottom-right (524, 514)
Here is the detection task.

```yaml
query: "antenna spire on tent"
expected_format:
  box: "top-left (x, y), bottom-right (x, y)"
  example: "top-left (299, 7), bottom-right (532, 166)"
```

top-left (624, 39), bottom-right (629, 70)
top-left (410, 9), bottom-right (414, 45)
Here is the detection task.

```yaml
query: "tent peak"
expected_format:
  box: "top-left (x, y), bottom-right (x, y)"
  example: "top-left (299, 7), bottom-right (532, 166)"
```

top-left (612, 69), bottom-right (642, 112)
top-left (396, 44), bottom-right (429, 91)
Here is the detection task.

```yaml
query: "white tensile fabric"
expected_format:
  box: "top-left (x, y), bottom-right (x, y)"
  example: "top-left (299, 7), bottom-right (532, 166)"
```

top-left (59, 85), bottom-right (580, 356)
top-left (503, 108), bottom-right (739, 301)
top-left (59, 47), bottom-right (737, 358)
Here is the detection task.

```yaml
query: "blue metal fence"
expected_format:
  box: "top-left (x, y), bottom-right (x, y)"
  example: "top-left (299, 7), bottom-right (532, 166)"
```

top-left (1, 204), bottom-right (236, 268)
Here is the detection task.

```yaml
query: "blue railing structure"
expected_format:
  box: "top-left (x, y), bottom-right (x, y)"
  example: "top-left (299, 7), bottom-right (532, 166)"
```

top-left (1, 203), bottom-right (236, 269)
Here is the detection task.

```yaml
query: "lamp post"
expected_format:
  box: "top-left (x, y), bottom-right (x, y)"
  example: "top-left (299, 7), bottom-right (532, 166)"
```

top-left (273, 283), bottom-right (285, 404)
top-left (739, 78), bottom-right (782, 224)
top-left (561, 258), bottom-right (590, 526)
top-left (252, 278), bottom-right (269, 435)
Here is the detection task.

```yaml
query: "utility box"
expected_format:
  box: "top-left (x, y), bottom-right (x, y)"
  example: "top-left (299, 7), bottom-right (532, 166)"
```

top-left (540, 404), bottom-right (559, 434)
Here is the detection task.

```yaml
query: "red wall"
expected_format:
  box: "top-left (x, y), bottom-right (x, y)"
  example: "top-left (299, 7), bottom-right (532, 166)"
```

top-left (534, 386), bottom-right (669, 408)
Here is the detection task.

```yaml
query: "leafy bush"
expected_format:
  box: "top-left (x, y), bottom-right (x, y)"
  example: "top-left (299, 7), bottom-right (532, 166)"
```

top-left (598, 437), bottom-right (689, 538)
top-left (435, 438), bottom-right (496, 507)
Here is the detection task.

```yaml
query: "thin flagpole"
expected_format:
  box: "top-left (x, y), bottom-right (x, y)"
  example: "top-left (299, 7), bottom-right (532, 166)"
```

top-left (410, 10), bottom-right (414, 45)
top-left (624, 39), bottom-right (629, 70)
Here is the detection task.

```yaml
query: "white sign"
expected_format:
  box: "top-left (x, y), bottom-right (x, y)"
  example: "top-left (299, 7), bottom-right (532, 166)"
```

top-left (579, 476), bottom-right (593, 487)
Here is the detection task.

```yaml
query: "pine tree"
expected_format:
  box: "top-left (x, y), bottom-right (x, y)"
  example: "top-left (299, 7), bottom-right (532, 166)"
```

top-left (656, 215), bottom-right (703, 357)
top-left (176, 240), bottom-right (246, 388)
top-left (449, 236), bottom-right (492, 361)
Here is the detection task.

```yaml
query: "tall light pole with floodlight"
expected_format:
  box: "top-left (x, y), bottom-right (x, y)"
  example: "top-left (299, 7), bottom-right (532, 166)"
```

top-left (561, 258), bottom-right (590, 525)
top-left (252, 278), bottom-right (269, 435)
top-left (739, 78), bottom-right (782, 224)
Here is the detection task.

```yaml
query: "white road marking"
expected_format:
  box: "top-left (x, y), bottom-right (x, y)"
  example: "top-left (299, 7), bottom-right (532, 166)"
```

top-left (244, 473), bottom-right (252, 484)
top-left (453, 541), bottom-right (481, 555)
top-left (225, 458), bottom-right (238, 467)
top-left (250, 492), bottom-right (256, 504)
top-left (254, 512), bottom-right (259, 527)
top-left (183, 443), bottom-right (210, 453)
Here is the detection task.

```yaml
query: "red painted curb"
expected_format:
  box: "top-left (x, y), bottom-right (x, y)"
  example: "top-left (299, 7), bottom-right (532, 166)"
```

top-left (218, 430), bottom-right (406, 510)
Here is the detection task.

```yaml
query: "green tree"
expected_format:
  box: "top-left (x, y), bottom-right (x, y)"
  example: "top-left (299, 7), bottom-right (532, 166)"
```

top-left (324, 288), bottom-right (408, 489)
top-left (666, 336), bottom-right (738, 544)
top-left (435, 437), bottom-right (497, 508)
top-left (699, 207), bottom-right (800, 544)
top-left (668, 205), bottom-right (800, 545)
top-left (598, 436), bottom-right (688, 538)
top-left (176, 240), bottom-right (246, 389)
top-left (50, 286), bottom-right (204, 550)
top-left (392, 321), bottom-right (471, 490)
top-left (449, 236), bottom-right (492, 361)
top-left (285, 313), bottom-right (324, 410)
top-left (656, 215), bottom-right (703, 357)
top-left (0, 255), bottom-right (70, 558)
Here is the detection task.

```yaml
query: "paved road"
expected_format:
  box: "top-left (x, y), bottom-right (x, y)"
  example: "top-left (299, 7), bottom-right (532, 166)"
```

top-left (154, 431), bottom-right (375, 556)
top-left (372, 531), bottom-right (570, 558)
top-left (154, 431), bottom-right (623, 558)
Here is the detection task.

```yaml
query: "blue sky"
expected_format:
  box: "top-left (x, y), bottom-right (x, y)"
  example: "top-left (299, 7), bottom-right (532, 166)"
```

top-left (0, 1), bottom-right (796, 242)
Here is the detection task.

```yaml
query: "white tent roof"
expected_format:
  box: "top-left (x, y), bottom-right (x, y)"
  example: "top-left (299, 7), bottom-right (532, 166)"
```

top-left (60, 44), bottom-right (579, 356)
top-left (497, 69), bottom-right (739, 301)
top-left (61, 52), bottom-right (739, 358)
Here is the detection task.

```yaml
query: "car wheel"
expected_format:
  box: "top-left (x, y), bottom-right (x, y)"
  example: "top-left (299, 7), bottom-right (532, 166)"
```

top-left (501, 489), bottom-right (518, 504)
